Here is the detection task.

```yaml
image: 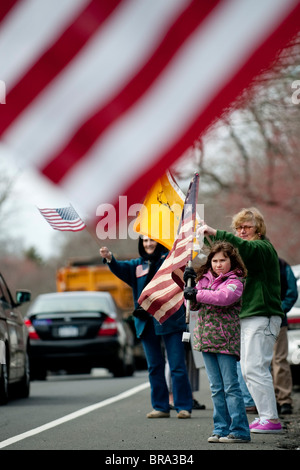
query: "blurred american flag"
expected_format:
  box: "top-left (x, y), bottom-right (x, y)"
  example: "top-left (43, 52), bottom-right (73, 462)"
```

top-left (0, 0), bottom-right (299, 226)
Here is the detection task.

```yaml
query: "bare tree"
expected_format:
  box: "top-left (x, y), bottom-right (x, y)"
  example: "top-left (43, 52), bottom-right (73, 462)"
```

top-left (173, 34), bottom-right (300, 263)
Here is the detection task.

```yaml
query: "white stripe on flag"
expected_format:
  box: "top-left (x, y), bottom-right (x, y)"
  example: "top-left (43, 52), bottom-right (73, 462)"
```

top-left (0, 0), bottom-right (89, 89)
top-left (58, 0), bottom-right (300, 213)
top-left (3, 0), bottom-right (186, 171)
top-left (1, 0), bottom-right (299, 222)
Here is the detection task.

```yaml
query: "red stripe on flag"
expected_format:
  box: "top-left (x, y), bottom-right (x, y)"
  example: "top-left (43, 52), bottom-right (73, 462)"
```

top-left (0, 0), bottom-right (19, 22)
top-left (0, 0), bottom-right (122, 135)
top-left (112, 1), bottom-right (300, 227)
top-left (40, 0), bottom-right (221, 183)
top-left (1, 1), bottom-right (299, 227)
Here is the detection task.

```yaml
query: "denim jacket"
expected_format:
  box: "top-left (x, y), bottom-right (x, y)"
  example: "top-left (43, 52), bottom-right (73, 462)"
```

top-left (108, 255), bottom-right (186, 338)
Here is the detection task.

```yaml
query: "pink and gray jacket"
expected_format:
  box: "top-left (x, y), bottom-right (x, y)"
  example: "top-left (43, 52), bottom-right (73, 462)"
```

top-left (190, 269), bottom-right (244, 359)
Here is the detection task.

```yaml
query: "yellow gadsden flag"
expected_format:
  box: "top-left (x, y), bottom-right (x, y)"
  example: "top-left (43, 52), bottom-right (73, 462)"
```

top-left (133, 170), bottom-right (200, 253)
top-left (133, 170), bottom-right (184, 250)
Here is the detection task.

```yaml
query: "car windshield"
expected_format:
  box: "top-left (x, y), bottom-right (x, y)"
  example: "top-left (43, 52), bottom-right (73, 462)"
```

top-left (30, 295), bottom-right (112, 314)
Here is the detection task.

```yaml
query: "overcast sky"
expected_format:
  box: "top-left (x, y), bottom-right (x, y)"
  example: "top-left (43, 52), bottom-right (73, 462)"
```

top-left (0, 148), bottom-right (73, 258)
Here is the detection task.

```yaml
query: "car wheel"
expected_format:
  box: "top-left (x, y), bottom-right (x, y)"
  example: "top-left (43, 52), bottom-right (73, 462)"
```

top-left (16, 353), bottom-right (30, 398)
top-left (111, 359), bottom-right (127, 377)
top-left (111, 345), bottom-right (135, 377)
top-left (0, 363), bottom-right (9, 405)
top-left (125, 362), bottom-right (135, 377)
top-left (291, 365), bottom-right (300, 386)
top-left (30, 366), bottom-right (47, 381)
top-left (124, 346), bottom-right (135, 377)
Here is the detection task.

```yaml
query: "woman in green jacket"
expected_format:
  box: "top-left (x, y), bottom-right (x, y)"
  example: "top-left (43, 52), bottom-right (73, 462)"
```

top-left (195, 208), bottom-right (284, 434)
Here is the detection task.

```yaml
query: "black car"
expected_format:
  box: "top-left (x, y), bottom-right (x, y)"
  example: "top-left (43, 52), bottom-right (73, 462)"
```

top-left (25, 291), bottom-right (135, 379)
top-left (287, 276), bottom-right (300, 385)
top-left (0, 272), bottom-right (31, 404)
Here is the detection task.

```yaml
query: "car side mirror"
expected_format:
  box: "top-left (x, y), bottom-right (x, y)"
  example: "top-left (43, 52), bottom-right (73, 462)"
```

top-left (16, 290), bottom-right (31, 305)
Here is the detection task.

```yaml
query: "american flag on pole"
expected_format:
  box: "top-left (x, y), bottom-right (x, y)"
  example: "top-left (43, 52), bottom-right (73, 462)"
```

top-left (38, 205), bottom-right (86, 232)
top-left (138, 173), bottom-right (199, 324)
top-left (1, 0), bottom-right (299, 225)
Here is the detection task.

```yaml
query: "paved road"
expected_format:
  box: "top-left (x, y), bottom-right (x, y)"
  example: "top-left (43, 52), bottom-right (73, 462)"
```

top-left (0, 368), bottom-right (299, 454)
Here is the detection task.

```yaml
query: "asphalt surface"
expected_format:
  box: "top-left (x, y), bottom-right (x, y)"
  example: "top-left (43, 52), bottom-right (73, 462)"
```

top-left (1, 368), bottom-right (299, 455)
top-left (97, 368), bottom-right (300, 453)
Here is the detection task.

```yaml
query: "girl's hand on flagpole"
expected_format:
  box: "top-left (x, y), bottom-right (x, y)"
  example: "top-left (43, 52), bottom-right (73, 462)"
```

top-left (184, 286), bottom-right (197, 303)
top-left (183, 266), bottom-right (197, 287)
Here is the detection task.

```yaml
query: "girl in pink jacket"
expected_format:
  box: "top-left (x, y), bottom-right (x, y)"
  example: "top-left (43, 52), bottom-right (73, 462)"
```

top-left (184, 241), bottom-right (251, 443)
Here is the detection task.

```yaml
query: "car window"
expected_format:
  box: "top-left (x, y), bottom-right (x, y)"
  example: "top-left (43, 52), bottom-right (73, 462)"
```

top-left (0, 274), bottom-right (14, 306)
top-left (30, 296), bottom-right (112, 314)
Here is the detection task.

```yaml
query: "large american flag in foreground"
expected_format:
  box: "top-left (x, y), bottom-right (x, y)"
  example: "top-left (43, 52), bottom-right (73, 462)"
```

top-left (138, 174), bottom-right (199, 324)
top-left (38, 205), bottom-right (86, 232)
top-left (1, 0), bottom-right (299, 225)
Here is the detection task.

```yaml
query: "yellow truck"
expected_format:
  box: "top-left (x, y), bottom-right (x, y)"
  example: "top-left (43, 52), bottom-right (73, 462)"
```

top-left (56, 258), bottom-right (134, 315)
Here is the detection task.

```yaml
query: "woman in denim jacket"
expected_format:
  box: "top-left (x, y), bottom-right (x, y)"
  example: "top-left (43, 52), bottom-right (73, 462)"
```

top-left (100, 237), bottom-right (193, 419)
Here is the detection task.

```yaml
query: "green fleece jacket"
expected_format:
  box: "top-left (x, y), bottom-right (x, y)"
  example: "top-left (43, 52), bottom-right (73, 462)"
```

top-left (208, 231), bottom-right (284, 320)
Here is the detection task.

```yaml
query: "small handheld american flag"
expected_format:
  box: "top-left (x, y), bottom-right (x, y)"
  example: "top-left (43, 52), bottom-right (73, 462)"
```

top-left (38, 205), bottom-right (86, 232)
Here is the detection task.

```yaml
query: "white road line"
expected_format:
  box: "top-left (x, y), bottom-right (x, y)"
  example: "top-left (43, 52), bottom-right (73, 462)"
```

top-left (0, 381), bottom-right (149, 449)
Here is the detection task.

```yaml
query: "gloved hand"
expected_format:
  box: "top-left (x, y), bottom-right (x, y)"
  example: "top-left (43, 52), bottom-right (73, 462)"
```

top-left (183, 266), bottom-right (197, 287)
top-left (184, 287), bottom-right (197, 303)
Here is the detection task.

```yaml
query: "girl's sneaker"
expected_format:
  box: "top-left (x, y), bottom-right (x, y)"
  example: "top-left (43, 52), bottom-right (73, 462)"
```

top-left (207, 434), bottom-right (221, 443)
top-left (249, 418), bottom-right (260, 429)
top-left (250, 419), bottom-right (282, 433)
top-left (219, 434), bottom-right (250, 443)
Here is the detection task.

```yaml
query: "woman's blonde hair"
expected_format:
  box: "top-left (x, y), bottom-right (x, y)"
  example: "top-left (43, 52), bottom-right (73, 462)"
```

top-left (196, 241), bottom-right (247, 281)
top-left (231, 207), bottom-right (266, 238)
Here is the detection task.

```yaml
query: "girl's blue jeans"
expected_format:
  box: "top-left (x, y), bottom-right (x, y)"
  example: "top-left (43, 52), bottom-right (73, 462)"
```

top-left (202, 352), bottom-right (250, 439)
top-left (141, 319), bottom-right (193, 413)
